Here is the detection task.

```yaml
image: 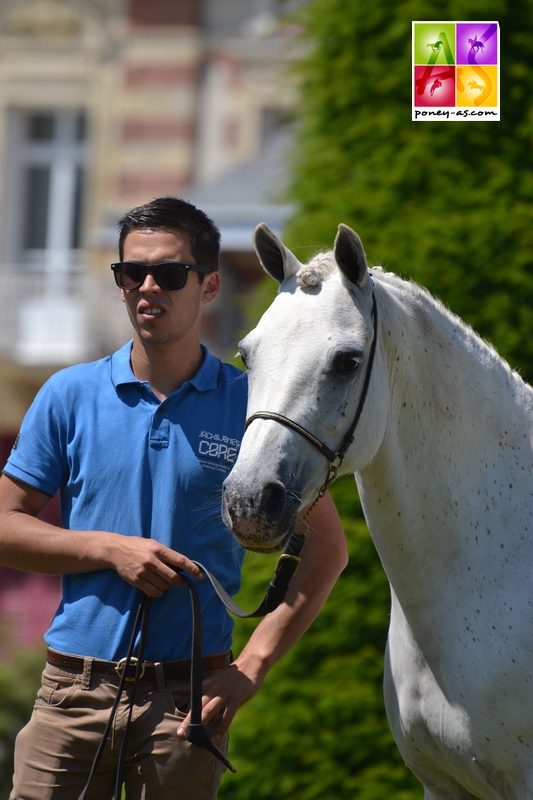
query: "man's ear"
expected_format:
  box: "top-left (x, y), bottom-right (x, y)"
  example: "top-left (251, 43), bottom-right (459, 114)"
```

top-left (201, 271), bottom-right (220, 305)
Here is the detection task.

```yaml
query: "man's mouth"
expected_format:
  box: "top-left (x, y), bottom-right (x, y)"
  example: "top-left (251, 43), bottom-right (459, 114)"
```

top-left (139, 306), bottom-right (164, 320)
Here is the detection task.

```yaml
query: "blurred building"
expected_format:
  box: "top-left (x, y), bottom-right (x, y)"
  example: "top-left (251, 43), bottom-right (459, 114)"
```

top-left (0, 0), bottom-right (302, 652)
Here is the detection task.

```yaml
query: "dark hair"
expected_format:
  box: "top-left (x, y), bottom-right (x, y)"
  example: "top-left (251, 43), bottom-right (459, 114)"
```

top-left (118, 196), bottom-right (220, 270)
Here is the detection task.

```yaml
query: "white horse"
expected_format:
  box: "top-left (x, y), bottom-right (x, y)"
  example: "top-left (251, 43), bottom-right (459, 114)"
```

top-left (222, 224), bottom-right (533, 800)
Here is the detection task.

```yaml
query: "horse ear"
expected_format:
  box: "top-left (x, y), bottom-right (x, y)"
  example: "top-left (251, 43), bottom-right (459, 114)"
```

top-left (253, 223), bottom-right (299, 283)
top-left (334, 224), bottom-right (369, 288)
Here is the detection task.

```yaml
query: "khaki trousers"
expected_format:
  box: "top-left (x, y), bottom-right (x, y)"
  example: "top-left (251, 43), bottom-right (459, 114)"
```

top-left (10, 661), bottom-right (228, 800)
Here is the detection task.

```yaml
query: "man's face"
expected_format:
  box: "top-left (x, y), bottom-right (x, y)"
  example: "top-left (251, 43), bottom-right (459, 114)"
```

top-left (120, 228), bottom-right (219, 350)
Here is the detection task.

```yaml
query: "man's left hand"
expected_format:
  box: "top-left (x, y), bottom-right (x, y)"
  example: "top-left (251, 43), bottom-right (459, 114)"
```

top-left (176, 659), bottom-right (259, 739)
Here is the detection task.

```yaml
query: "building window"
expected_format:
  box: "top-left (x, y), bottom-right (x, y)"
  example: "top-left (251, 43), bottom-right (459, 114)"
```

top-left (1, 108), bottom-right (90, 364)
top-left (6, 108), bottom-right (87, 273)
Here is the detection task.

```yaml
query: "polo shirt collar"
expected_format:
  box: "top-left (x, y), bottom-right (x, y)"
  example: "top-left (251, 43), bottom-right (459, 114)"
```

top-left (110, 341), bottom-right (220, 393)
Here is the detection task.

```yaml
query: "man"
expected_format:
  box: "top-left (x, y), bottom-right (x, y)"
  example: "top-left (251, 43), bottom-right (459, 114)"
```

top-left (0, 196), bottom-right (348, 799)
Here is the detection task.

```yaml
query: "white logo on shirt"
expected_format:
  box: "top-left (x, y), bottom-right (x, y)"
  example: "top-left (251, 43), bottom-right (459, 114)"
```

top-left (198, 431), bottom-right (240, 468)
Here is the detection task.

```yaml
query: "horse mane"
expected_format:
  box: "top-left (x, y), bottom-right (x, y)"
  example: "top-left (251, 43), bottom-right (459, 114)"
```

top-left (371, 266), bottom-right (531, 402)
top-left (295, 250), bottom-right (530, 403)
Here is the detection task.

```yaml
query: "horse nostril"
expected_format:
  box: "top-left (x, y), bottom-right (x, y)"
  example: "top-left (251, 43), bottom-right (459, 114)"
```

top-left (260, 481), bottom-right (287, 521)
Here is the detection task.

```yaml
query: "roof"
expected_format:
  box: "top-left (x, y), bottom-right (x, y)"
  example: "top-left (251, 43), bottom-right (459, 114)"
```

top-left (184, 129), bottom-right (295, 251)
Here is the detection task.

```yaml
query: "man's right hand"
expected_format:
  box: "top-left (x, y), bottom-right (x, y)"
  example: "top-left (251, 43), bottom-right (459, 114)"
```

top-left (0, 474), bottom-right (203, 597)
top-left (106, 533), bottom-right (204, 597)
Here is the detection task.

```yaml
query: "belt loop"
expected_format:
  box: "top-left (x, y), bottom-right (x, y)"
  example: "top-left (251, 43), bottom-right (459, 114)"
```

top-left (155, 662), bottom-right (165, 690)
top-left (81, 656), bottom-right (94, 689)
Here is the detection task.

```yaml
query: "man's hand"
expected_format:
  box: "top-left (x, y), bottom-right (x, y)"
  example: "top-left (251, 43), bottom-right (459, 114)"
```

top-left (0, 474), bottom-right (203, 596)
top-left (176, 658), bottom-right (260, 740)
top-left (107, 534), bottom-right (204, 598)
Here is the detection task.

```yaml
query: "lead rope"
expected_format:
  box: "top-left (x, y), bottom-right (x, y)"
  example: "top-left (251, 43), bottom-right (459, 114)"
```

top-left (113, 595), bottom-right (151, 797)
top-left (78, 531), bottom-right (305, 797)
top-left (77, 594), bottom-right (150, 800)
top-left (179, 573), bottom-right (236, 772)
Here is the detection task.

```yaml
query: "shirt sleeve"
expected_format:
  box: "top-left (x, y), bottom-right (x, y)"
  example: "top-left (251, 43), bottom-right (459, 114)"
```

top-left (3, 375), bottom-right (67, 497)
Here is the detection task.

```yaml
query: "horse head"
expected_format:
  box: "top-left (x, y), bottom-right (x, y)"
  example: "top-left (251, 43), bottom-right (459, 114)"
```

top-left (222, 224), bottom-right (387, 552)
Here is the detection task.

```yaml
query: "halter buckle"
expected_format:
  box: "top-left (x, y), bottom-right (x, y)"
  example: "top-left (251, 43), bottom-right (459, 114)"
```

top-left (274, 552), bottom-right (302, 575)
top-left (326, 458), bottom-right (342, 486)
top-left (115, 656), bottom-right (145, 682)
top-left (327, 466), bottom-right (337, 486)
top-left (263, 553), bottom-right (302, 613)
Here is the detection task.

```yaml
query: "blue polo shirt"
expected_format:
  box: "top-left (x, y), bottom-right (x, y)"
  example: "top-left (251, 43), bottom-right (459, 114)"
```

top-left (4, 342), bottom-right (248, 661)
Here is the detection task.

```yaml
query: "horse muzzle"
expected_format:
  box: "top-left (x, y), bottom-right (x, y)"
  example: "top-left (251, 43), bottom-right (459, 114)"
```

top-left (222, 475), bottom-right (300, 552)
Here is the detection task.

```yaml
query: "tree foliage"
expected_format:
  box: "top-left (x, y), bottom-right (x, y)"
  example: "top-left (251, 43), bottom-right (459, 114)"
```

top-left (284, 0), bottom-right (532, 383)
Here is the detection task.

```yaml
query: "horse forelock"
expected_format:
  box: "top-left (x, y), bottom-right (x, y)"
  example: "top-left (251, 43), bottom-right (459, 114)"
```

top-left (295, 251), bottom-right (336, 289)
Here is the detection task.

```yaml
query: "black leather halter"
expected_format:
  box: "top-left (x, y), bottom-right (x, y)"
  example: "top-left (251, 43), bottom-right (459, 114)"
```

top-left (245, 289), bottom-right (378, 497)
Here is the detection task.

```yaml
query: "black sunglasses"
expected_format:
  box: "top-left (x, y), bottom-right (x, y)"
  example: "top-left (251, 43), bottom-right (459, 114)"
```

top-left (111, 261), bottom-right (213, 291)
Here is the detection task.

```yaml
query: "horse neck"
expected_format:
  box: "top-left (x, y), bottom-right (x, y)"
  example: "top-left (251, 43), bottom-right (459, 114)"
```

top-left (356, 277), bottom-right (531, 608)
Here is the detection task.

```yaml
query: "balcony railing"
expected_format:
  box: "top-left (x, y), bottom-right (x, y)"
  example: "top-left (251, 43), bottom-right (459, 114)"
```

top-left (0, 267), bottom-right (131, 365)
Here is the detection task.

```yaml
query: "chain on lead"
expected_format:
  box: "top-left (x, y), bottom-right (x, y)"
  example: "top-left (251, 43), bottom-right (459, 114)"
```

top-left (302, 458), bottom-right (341, 521)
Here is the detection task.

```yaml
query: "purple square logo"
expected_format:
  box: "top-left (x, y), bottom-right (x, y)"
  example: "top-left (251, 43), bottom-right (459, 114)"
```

top-left (456, 23), bottom-right (498, 65)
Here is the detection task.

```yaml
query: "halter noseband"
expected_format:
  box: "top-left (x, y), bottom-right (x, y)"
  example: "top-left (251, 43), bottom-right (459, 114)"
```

top-left (245, 289), bottom-right (378, 498)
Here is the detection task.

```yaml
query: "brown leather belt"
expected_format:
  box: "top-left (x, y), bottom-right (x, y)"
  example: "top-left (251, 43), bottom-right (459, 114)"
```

top-left (46, 647), bottom-right (231, 681)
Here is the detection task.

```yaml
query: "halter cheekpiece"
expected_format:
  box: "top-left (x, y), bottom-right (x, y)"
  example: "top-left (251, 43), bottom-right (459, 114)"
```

top-left (245, 288), bottom-right (378, 499)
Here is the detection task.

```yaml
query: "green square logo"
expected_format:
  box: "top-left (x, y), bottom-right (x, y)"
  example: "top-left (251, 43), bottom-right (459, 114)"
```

top-left (413, 22), bottom-right (456, 65)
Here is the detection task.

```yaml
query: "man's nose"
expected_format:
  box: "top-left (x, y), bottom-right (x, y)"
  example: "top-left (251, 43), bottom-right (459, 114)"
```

top-left (139, 272), bottom-right (160, 292)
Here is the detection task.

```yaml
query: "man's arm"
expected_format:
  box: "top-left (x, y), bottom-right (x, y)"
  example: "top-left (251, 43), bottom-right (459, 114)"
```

top-left (0, 473), bottom-right (203, 596)
top-left (178, 490), bottom-right (348, 737)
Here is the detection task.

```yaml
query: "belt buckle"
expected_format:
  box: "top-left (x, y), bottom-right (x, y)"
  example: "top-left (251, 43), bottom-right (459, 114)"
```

top-left (115, 656), bottom-right (145, 682)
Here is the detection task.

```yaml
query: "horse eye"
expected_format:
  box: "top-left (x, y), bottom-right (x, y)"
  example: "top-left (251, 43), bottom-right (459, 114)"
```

top-left (332, 351), bottom-right (361, 376)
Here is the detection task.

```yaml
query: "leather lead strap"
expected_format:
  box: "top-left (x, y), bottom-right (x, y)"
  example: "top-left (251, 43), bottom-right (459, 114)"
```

top-left (77, 597), bottom-right (150, 800)
top-left (79, 531), bottom-right (305, 795)
top-left (180, 573), bottom-right (236, 773)
top-left (193, 531), bottom-right (305, 619)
